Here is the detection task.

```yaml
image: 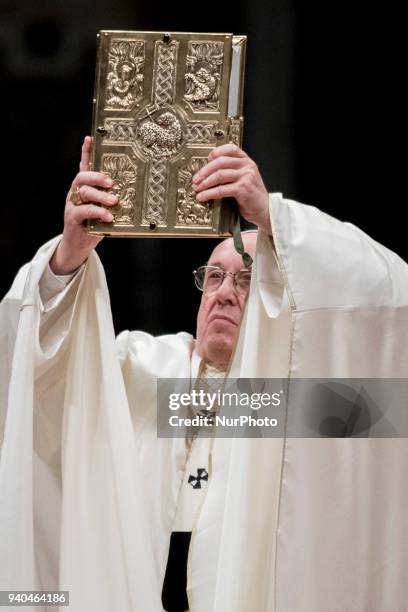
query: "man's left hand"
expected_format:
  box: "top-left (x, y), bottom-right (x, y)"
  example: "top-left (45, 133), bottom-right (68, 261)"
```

top-left (192, 144), bottom-right (271, 235)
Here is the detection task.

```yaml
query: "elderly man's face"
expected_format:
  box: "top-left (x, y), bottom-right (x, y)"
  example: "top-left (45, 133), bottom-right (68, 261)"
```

top-left (195, 233), bottom-right (257, 368)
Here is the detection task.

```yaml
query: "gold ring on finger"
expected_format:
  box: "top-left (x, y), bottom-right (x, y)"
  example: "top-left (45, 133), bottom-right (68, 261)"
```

top-left (70, 186), bottom-right (83, 206)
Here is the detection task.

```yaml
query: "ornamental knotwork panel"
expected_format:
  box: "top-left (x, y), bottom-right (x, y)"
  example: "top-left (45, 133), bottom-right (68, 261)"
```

top-left (176, 158), bottom-right (213, 226)
top-left (154, 41), bottom-right (178, 106)
top-left (184, 42), bottom-right (224, 111)
top-left (142, 158), bottom-right (168, 226)
top-left (106, 40), bottom-right (145, 110)
top-left (102, 154), bottom-right (137, 225)
top-left (184, 122), bottom-right (217, 144)
top-left (105, 119), bottom-right (137, 141)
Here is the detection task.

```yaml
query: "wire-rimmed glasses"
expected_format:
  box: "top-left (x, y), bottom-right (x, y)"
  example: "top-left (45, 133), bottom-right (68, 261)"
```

top-left (193, 265), bottom-right (252, 295)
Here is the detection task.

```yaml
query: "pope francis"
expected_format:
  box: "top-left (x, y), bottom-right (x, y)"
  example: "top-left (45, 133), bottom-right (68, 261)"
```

top-left (1, 138), bottom-right (408, 612)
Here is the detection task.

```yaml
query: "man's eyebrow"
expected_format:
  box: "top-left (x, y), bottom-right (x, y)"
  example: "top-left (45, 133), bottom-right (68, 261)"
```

top-left (206, 261), bottom-right (251, 271)
top-left (207, 261), bottom-right (225, 268)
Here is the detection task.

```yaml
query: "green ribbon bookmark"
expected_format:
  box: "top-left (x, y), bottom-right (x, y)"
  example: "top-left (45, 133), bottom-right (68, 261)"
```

top-left (232, 207), bottom-right (253, 269)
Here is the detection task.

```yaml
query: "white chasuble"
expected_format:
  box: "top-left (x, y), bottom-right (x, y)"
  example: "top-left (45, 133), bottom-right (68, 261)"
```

top-left (1, 194), bottom-right (407, 612)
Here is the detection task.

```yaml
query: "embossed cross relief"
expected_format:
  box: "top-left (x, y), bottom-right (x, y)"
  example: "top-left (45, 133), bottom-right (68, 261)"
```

top-left (89, 32), bottom-right (245, 237)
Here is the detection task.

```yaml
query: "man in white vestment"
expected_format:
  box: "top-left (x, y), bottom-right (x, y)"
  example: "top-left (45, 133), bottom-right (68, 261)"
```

top-left (1, 137), bottom-right (408, 612)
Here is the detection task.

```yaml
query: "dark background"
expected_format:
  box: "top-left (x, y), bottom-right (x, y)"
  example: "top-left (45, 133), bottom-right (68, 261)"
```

top-left (1, 1), bottom-right (405, 337)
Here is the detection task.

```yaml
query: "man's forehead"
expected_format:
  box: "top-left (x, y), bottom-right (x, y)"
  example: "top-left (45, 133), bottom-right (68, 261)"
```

top-left (207, 233), bottom-right (257, 266)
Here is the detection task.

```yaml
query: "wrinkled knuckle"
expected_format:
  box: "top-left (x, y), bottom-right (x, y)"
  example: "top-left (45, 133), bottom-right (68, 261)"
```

top-left (86, 204), bottom-right (95, 217)
top-left (218, 157), bottom-right (229, 171)
top-left (213, 186), bottom-right (221, 199)
top-left (240, 176), bottom-right (249, 191)
top-left (250, 170), bottom-right (258, 183)
top-left (235, 185), bottom-right (244, 201)
top-left (80, 185), bottom-right (90, 202)
top-left (211, 158), bottom-right (221, 171)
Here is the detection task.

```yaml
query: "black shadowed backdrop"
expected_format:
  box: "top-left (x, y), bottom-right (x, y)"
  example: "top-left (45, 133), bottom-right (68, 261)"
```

top-left (1, 1), bottom-right (405, 336)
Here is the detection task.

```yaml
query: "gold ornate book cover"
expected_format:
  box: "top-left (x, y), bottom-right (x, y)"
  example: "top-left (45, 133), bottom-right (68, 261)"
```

top-left (87, 30), bottom-right (246, 237)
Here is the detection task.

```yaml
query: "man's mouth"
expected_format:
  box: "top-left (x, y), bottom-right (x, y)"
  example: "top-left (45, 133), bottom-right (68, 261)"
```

top-left (207, 314), bottom-right (238, 326)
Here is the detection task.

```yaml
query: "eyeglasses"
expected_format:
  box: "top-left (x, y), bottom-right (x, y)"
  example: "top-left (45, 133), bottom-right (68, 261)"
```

top-left (193, 265), bottom-right (252, 295)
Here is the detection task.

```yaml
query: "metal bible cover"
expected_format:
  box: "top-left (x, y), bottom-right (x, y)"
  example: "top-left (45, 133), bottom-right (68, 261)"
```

top-left (87, 30), bottom-right (246, 237)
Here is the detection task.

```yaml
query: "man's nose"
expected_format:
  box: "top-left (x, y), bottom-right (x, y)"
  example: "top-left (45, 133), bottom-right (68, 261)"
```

top-left (214, 274), bottom-right (238, 304)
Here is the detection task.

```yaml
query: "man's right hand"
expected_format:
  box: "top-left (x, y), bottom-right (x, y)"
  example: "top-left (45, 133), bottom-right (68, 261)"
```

top-left (49, 136), bottom-right (119, 275)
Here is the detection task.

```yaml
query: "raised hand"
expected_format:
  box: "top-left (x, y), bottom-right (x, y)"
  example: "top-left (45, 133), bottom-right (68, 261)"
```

top-left (192, 144), bottom-right (271, 235)
top-left (50, 136), bottom-right (118, 275)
